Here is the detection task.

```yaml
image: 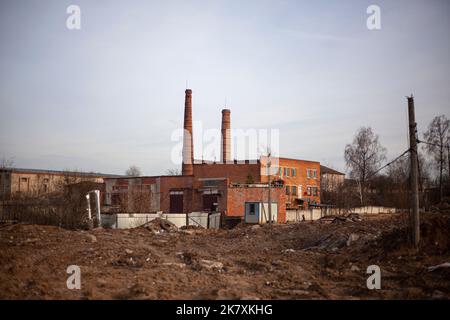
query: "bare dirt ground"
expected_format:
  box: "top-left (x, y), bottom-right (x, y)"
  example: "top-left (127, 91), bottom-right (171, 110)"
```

top-left (0, 212), bottom-right (449, 300)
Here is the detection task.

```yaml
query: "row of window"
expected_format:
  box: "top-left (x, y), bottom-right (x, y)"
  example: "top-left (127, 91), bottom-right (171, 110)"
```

top-left (285, 185), bottom-right (319, 196)
top-left (19, 177), bottom-right (50, 183)
top-left (278, 167), bottom-right (318, 179)
top-left (279, 167), bottom-right (297, 177)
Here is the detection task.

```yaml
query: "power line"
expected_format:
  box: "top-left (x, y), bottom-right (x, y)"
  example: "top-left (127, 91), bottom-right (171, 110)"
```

top-left (366, 148), bottom-right (411, 180)
top-left (417, 139), bottom-right (448, 149)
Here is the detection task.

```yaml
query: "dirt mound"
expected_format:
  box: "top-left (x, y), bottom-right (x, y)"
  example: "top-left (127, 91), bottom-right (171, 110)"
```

top-left (373, 213), bottom-right (450, 256)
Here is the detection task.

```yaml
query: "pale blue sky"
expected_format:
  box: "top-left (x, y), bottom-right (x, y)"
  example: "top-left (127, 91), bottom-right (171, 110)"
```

top-left (0, 0), bottom-right (449, 175)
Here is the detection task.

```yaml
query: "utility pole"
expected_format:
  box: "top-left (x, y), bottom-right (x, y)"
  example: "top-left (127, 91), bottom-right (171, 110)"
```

top-left (267, 150), bottom-right (272, 225)
top-left (447, 144), bottom-right (450, 186)
top-left (407, 95), bottom-right (420, 248)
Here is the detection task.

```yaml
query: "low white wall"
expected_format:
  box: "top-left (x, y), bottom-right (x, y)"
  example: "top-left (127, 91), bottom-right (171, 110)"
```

top-left (286, 206), bottom-right (397, 222)
top-left (188, 212), bottom-right (209, 228)
top-left (286, 209), bottom-right (322, 222)
top-left (101, 212), bottom-right (212, 229)
top-left (161, 213), bottom-right (187, 228)
top-left (351, 206), bottom-right (396, 214)
top-left (209, 212), bottom-right (221, 229)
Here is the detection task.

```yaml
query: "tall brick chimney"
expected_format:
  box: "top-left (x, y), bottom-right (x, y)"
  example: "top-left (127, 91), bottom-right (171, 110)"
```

top-left (182, 89), bottom-right (194, 175)
top-left (221, 109), bottom-right (231, 163)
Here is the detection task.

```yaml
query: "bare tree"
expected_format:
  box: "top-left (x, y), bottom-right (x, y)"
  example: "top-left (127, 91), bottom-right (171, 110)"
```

top-left (165, 168), bottom-right (181, 176)
top-left (344, 127), bottom-right (387, 205)
top-left (423, 115), bottom-right (449, 202)
top-left (0, 157), bottom-right (14, 168)
top-left (125, 165), bottom-right (142, 177)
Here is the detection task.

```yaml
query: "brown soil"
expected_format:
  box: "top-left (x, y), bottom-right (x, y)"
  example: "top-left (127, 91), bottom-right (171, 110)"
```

top-left (0, 213), bottom-right (449, 300)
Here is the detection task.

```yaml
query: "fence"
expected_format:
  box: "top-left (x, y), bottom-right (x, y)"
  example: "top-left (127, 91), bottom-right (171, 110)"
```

top-left (101, 212), bottom-right (217, 229)
top-left (0, 201), bottom-right (90, 229)
top-left (209, 212), bottom-right (221, 229)
top-left (286, 206), bottom-right (397, 222)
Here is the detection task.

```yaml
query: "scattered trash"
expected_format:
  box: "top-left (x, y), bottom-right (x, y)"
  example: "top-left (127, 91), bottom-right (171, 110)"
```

top-left (162, 262), bottom-right (186, 268)
top-left (427, 262), bottom-right (450, 272)
top-left (199, 259), bottom-right (223, 271)
top-left (87, 234), bottom-right (97, 243)
top-left (350, 265), bottom-right (360, 272)
top-left (346, 233), bottom-right (360, 246)
top-left (319, 213), bottom-right (362, 224)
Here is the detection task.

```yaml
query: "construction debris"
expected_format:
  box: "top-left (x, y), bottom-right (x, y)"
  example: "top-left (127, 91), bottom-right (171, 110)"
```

top-left (199, 259), bottom-right (224, 271)
top-left (319, 213), bottom-right (362, 224)
top-left (141, 218), bottom-right (178, 234)
top-left (87, 234), bottom-right (97, 243)
top-left (0, 212), bottom-right (449, 299)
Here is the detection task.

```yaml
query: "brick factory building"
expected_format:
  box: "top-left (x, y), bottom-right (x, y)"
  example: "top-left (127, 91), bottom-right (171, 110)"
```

top-left (104, 89), bottom-right (321, 224)
top-left (0, 168), bottom-right (119, 200)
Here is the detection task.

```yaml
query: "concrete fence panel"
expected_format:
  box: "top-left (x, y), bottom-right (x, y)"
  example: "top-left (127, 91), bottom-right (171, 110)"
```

top-left (209, 212), bottom-right (221, 229)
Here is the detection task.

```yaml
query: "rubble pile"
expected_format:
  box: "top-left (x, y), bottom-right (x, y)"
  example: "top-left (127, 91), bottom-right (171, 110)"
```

top-left (141, 218), bottom-right (178, 234)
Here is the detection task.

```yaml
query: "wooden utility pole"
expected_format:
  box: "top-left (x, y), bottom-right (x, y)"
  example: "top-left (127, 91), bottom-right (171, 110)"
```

top-left (407, 95), bottom-right (420, 248)
top-left (267, 151), bottom-right (272, 224)
top-left (447, 144), bottom-right (450, 186)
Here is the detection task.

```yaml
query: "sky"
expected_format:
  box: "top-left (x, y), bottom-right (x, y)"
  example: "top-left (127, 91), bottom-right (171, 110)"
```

top-left (0, 0), bottom-right (449, 175)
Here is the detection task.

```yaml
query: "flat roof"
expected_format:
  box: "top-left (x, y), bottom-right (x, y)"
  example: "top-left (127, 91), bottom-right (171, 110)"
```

top-left (0, 167), bottom-right (123, 178)
top-left (260, 156), bottom-right (321, 164)
top-left (193, 156), bottom-right (321, 165)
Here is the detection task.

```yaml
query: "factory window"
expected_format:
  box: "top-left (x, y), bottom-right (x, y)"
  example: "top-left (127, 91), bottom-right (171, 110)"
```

top-left (285, 185), bottom-right (290, 195)
top-left (203, 194), bottom-right (218, 212)
top-left (170, 192), bottom-right (184, 213)
top-left (279, 167), bottom-right (283, 177)
top-left (203, 179), bottom-right (221, 187)
top-left (312, 187), bottom-right (319, 196)
top-left (292, 168), bottom-right (297, 177)
top-left (292, 185), bottom-right (297, 196)
top-left (307, 169), bottom-right (317, 179)
top-left (307, 186), bottom-right (318, 196)
top-left (20, 177), bottom-right (28, 183)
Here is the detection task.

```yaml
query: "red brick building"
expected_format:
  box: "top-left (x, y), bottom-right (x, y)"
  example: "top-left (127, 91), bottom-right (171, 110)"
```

top-left (103, 89), bottom-right (320, 224)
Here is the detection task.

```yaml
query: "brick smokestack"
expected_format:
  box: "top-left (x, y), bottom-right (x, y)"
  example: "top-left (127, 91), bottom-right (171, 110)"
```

top-left (182, 89), bottom-right (194, 175)
top-left (221, 109), bottom-right (231, 163)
